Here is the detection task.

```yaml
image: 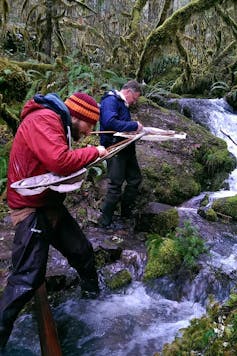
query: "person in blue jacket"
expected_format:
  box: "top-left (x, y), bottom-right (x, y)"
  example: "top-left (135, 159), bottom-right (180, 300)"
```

top-left (98, 80), bottom-right (143, 227)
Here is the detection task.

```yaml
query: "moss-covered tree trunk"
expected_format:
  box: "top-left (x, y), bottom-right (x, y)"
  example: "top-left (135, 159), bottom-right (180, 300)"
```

top-left (127, 0), bottom-right (148, 41)
top-left (45, 0), bottom-right (53, 59)
top-left (155, 0), bottom-right (173, 28)
top-left (136, 0), bottom-right (224, 80)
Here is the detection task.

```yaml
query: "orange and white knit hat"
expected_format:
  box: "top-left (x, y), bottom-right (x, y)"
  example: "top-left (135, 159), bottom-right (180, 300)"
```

top-left (65, 92), bottom-right (99, 125)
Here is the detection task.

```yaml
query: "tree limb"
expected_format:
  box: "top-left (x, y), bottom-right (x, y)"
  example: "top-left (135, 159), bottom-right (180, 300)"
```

top-left (220, 129), bottom-right (237, 146)
top-left (137, 0), bottom-right (224, 80)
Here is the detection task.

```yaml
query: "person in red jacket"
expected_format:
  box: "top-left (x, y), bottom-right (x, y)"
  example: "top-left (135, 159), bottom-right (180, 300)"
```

top-left (0, 92), bottom-right (107, 350)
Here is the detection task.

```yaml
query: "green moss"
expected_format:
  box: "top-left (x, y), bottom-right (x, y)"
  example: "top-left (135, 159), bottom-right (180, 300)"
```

top-left (198, 207), bottom-right (217, 221)
top-left (0, 57), bottom-right (29, 103)
top-left (205, 208), bottom-right (218, 222)
top-left (200, 193), bottom-right (209, 207)
top-left (143, 237), bottom-right (181, 281)
top-left (143, 220), bottom-right (205, 281)
top-left (77, 207), bottom-right (87, 217)
top-left (153, 172), bottom-right (201, 205)
top-left (161, 289), bottom-right (237, 354)
top-left (196, 141), bottom-right (236, 177)
top-left (212, 195), bottom-right (237, 221)
top-left (136, 207), bottom-right (179, 235)
top-left (142, 162), bottom-right (201, 206)
top-left (95, 250), bottom-right (108, 269)
top-left (105, 269), bottom-right (132, 290)
top-left (152, 208), bottom-right (179, 235)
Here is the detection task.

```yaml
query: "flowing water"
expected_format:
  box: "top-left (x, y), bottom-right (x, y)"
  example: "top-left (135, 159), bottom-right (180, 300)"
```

top-left (4, 98), bottom-right (237, 355)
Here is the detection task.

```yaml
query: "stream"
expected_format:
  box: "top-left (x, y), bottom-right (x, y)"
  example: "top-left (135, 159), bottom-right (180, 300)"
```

top-left (4, 98), bottom-right (237, 355)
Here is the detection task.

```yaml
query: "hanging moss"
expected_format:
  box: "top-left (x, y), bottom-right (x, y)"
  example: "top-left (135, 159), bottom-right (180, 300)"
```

top-left (137, 0), bottom-right (223, 80)
top-left (127, 0), bottom-right (147, 41)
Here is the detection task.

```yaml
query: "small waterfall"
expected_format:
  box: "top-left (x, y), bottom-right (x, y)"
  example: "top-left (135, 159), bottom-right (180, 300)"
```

top-left (176, 97), bottom-right (237, 196)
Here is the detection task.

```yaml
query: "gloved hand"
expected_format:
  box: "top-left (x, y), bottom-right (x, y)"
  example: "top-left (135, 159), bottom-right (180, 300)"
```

top-left (96, 145), bottom-right (108, 157)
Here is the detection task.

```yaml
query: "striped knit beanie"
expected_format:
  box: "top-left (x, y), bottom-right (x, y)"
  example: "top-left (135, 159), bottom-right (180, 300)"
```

top-left (65, 92), bottom-right (99, 125)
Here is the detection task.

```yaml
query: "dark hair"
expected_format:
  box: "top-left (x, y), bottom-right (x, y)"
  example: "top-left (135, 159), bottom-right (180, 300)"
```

top-left (122, 80), bottom-right (142, 94)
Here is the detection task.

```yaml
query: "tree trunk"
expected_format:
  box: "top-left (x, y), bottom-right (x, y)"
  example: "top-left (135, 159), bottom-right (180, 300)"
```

top-left (45, 0), bottom-right (53, 59)
top-left (137, 0), bottom-right (224, 80)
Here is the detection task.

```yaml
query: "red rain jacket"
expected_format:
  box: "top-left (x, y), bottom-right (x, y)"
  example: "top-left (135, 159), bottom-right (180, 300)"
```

top-left (7, 99), bottom-right (99, 209)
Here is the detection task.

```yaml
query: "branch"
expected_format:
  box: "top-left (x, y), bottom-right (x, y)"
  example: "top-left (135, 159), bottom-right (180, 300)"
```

top-left (126, 0), bottom-right (147, 42)
top-left (220, 129), bottom-right (237, 146)
top-left (137, 0), bottom-right (223, 80)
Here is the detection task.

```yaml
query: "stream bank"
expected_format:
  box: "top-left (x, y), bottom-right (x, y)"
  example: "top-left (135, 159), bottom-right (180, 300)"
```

top-left (1, 98), bottom-right (237, 354)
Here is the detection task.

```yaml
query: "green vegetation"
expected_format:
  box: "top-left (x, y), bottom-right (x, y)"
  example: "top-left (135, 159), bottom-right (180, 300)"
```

top-left (136, 207), bottom-right (179, 236)
top-left (105, 269), bottom-right (132, 290)
top-left (144, 220), bottom-right (207, 281)
top-left (0, 156), bottom-right (7, 195)
top-left (212, 195), bottom-right (237, 221)
top-left (142, 163), bottom-right (201, 206)
top-left (198, 207), bottom-right (218, 222)
top-left (161, 289), bottom-right (237, 355)
top-left (197, 143), bottom-right (236, 177)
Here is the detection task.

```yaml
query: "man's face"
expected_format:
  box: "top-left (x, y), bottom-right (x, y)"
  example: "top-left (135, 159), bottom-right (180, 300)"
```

top-left (126, 89), bottom-right (140, 106)
top-left (71, 117), bottom-right (94, 141)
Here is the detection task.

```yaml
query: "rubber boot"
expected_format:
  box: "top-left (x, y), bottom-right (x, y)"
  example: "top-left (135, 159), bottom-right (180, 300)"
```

top-left (121, 200), bottom-right (134, 218)
top-left (98, 201), bottom-right (117, 227)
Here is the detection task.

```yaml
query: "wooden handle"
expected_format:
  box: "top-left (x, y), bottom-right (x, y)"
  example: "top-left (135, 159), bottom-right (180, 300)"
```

top-left (90, 130), bottom-right (116, 134)
top-left (34, 282), bottom-right (62, 356)
top-left (107, 138), bottom-right (133, 152)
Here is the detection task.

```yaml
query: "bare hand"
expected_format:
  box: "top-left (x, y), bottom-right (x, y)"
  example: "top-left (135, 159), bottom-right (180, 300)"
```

top-left (96, 145), bottom-right (108, 157)
top-left (136, 121), bottom-right (144, 133)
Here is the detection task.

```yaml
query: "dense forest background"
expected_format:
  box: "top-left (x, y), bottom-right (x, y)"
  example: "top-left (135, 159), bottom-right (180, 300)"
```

top-left (1, 0), bottom-right (237, 100)
top-left (1, 0), bottom-right (237, 194)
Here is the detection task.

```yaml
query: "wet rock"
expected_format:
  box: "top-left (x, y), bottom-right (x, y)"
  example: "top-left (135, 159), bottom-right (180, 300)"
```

top-left (135, 202), bottom-right (179, 235)
top-left (198, 207), bottom-right (218, 221)
top-left (104, 268), bottom-right (132, 290)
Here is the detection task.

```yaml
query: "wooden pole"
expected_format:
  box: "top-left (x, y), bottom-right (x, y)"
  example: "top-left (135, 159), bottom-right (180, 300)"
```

top-left (90, 130), bottom-right (116, 134)
top-left (107, 138), bottom-right (133, 152)
top-left (34, 282), bottom-right (62, 356)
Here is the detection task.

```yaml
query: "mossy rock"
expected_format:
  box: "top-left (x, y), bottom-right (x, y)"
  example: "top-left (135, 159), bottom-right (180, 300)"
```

top-left (94, 249), bottom-right (108, 269)
top-left (212, 195), bottom-right (237, 221)
top-left (136, 103), bottom-right (235, 208)
top-left (94, 241), bottom-right (122, 269)
top-left (154, 173), bottom-right (201, 205)
top-left (171, 73), bottom-right (212, 96)
top-left (195, 140), bottom-right (236, 181)
top-left (200, 193), bottom-right (210, 207)
top-left (198, 207), bottom-right (217, 222)
top-left (143, 237), bottom-right (181, 281)
top-left (136, 205), bottom-right (179, 235)
top-left (105, 269), bottom-right (132, 290)
top-left (142, 163), bottom-right (201, 206)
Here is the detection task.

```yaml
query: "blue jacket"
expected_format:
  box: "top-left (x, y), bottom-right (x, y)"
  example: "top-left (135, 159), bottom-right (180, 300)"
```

top-left (99, 90), bottom-right (138, 147)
